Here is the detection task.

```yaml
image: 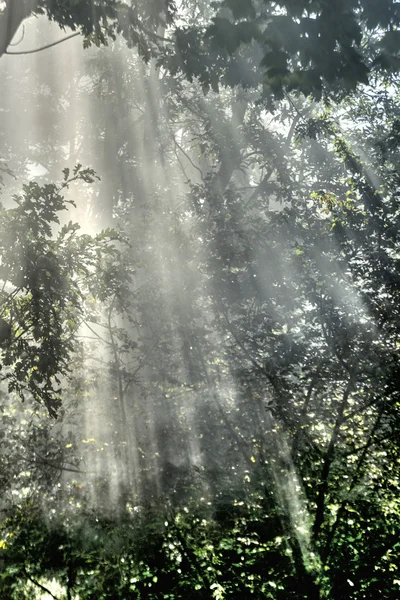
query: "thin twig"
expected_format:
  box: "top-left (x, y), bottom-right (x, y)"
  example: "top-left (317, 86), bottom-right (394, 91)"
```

top-left (23, 566), bottom-right (59, 600)
top-left (172, 134), bottom-right (205, 181)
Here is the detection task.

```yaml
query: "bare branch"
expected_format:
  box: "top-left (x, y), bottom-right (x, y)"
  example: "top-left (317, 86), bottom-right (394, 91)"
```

top-left (0, 0), bottom-right (37, 58)
top-left (23, 566), bottom-right (60, 600)
top-left (6, 31), bottom-right (80, 55)
top-left (312, 378), bottom-right (353, 542)
top-left (172, 134), bottom-right (205, 181)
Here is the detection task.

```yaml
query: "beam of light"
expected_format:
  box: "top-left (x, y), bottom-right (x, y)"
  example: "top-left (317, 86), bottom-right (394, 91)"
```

top-left (1, 4), bottom-right (396, 598)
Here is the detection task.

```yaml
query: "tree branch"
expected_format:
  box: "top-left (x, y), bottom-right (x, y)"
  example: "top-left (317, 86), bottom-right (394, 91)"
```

top-left (5, 31), bottom-right (80, 55)
top-left (211, 97), bottom-right (248, 194)
top-left (312, 379), bottom-right (353, 543)
top-left (291, 362), bottom-right (326, 460)
top-left (32, 449), bottom-right (87, 474)
top-left (172, 134), bottom-right (204, 181)
top-left (23, 566), bottom-right (59, 600)
top-left (321, 404), bottom-right (385, 563)
top-left (0, 0), bottom-right (37, 58)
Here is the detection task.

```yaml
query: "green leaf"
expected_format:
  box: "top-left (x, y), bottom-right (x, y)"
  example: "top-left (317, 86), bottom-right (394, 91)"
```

top-left (223, 0), bottom-right (256, 20)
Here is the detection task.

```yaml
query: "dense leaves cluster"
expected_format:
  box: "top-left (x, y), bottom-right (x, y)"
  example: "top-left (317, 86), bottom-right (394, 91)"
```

top-left (0, 165), bottom-right (129, 416)
top-left (3, 0), bottom-right (400, 96)
top-left (163, 0), bottom-right (400, 98)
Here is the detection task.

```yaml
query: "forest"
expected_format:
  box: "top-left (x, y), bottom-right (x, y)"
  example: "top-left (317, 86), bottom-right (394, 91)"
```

top-left (0, 0), bottom-right (400, 598)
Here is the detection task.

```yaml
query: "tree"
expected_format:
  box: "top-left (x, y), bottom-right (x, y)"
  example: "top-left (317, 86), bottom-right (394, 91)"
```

top-left (0, 164), bottom-right (131, 416)
top-left (3, 0), bottom-right (400, 100)
top-left (1, 1), bottom-right (400, 598)
top-left (0, 0), bottom-right (175, 58)
top-left (164, 0), bottom-right (400, 99)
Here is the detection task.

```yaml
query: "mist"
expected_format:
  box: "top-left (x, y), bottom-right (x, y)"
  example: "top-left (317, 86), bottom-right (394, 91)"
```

top-left (0, 2), bottom-right (400, 599)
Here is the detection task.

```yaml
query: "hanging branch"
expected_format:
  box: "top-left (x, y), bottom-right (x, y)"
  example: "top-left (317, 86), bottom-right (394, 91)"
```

top-left (6, 32), bottom-right (80, 55)
top-left (0, 0), bottom-right (37, 57)
top-left (22, 566), bottom-right (59, 600)
top-left (172, 134), bottom-right (205, 181)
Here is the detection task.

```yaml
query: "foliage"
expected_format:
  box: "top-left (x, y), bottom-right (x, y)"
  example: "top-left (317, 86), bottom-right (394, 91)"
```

top-left (0, 165), bottom-right (130, 416)
top-left (164, 0), bottom-right (400, 99)
top-left (1, 1), bottom-right (400, 599)
top-left (3, 0), bottom-right (400, 99)
top-left (0, 0), bottom-right (176, 58)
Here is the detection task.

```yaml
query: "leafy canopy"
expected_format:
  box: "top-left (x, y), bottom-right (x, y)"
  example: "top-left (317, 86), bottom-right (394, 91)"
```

top-left (0, 165), bottom-right (130, 417)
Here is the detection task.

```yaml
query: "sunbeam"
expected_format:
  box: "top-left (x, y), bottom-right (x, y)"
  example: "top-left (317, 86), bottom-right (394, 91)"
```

top-left (1, 1), bottom-right (400, 598)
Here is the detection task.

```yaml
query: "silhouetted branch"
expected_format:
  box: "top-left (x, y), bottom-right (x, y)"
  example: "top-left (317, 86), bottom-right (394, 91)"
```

top-left (211, 97), bottom-right (248, 194)
top-left (23, 566), bottom-right (59, 600)
top-left (6, 32), bottom-right (80, 55)
top-left (312, 379), bottom-right (353, 542)
top-left (172, 134), bottom-right (204, 181)
top-left (322, 405), bottom-right (385, 563)
top-left (0, 0), bottom-right (37, 58)
top-left (32, 449), bottom-right (87, 474)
